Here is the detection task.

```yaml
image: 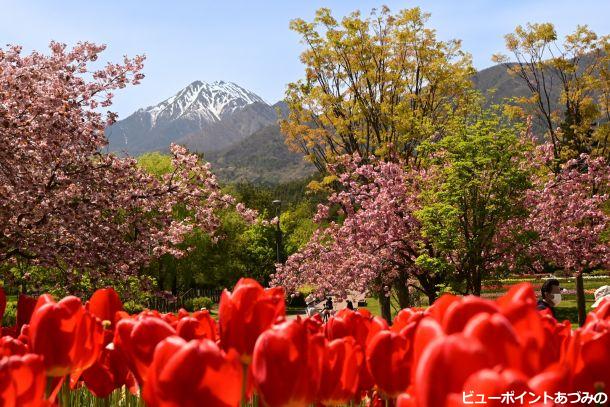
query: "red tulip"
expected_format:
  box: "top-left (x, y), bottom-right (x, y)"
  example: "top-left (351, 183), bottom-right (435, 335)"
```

top-left (16, 295), bottom-right (38, 335)
top-left (81, 346), bottom-right (137, 398)
top-left (411, 317), bottom-right (444, 379)
top-left (29, 295), bottom-right (104, 376)
top-left (415, 334), bottom-right (490, 406)
top-left (0, 336), bottom-right (27, 357)
top-left (176, 310), bottom-right (217, 341)
top-left (463, 313), bottom-right (521, 369)
top-left (143, 336), bottom-right (243, 407)
top-left (325, 309), bottom-right (388, 393)
top-left (590, 299), bottom-right (610, 321)
top-left (113, 316), bottom-right (175, 386)
top-left (391, 308), bottom-right (425, 333)
top-left (87, 288), bottom-right (123, 327)
top-left (496, 283), bottom-right (537, 315)
top-left (318, 337), bottom-right (363, 405)
top-left (0, 353), bottom-right (46, 406)
top-left (396, 392), bottom-right (417, 407)
top-left (367, 330), bottom-right (412, 397)
top-left (441, 296), bottom-right (499, 334)
top-left (303, 314), bottom-right (324, 334)
top-left (252, 320), bottom-right (324, 407)
top-left (218, 278), bottom-right (285, 363)
top-left (461, 369), bottom-right (531, 407)
top-left (495, 283), bottom-right (570, 376)
top-left (327, 309), bottom-right (388, 343)
top-left (567, 319), bottom-right (610, 393)
top-left (527, 364), bottom-right (571, 397)
top-left (427, 294), bottom-right (459, 323)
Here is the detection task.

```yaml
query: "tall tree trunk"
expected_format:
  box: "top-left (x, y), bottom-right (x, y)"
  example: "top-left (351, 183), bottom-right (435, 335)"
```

top-left (415, 274), bottom-right (437, 306)
top-left (473, 267), bottom-right (482, 296)
top-left (576, 272), bottom-right (586, 326)
top-left (426, 291), bottom-right (437, 306)
top-left (171, 269), bottom-right (178, 296)
top-left (378, 286), bottom-right (392, 325)
top-left (395, 274), bottom-right (410, 309)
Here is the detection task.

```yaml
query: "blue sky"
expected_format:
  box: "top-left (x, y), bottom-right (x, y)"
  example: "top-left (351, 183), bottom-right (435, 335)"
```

top-left (2, 1), bottom-right (609, 118)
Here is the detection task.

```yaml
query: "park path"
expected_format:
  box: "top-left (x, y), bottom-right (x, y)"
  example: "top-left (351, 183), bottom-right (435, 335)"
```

top-left (286, 295), bottom-right (365, 320)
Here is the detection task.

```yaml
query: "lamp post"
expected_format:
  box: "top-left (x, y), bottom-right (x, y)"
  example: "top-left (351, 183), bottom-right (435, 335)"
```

top-left (272, 199), bottom-right (283, 263)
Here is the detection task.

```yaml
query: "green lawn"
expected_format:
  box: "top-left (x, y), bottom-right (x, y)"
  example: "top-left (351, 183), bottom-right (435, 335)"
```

top-left (361, 275), bottom-right (610, 325)
top-left (2, 275), bottom-right (608, 326)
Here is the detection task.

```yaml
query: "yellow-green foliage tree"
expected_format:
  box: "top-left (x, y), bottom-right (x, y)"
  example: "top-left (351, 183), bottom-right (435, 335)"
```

top-left (281, 6), bottom-right (475, 171)
top-left (494, 23), bottom-right (610, 163)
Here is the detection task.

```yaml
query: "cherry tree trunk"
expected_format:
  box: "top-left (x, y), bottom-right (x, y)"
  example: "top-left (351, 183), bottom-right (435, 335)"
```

top-left (576, 272), bottom-right (586, 326)
top-left (378, 287), bottom-right (392, 325)
top-left (395, 274), bottom-right (410, 309)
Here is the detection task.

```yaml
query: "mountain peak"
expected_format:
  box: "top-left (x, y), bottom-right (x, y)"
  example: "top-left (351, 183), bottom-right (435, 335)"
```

top-left (106, 80), bottom-right (278, 156)
top-left (143, 80), bottom-right (266, 126)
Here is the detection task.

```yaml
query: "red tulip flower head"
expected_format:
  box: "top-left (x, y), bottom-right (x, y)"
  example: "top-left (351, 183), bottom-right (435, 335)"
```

top-left (29, 295), bottom-right (104, 377)
top-left (143, 336), bottom-right (243, 407)
top-left (0, 353), bottom-right (46, 406)
top-left (252, 319), bottom-right (324, 407)
top-left (366, 330), bottom-right (413, 398)
top-left (113, 316), bottom-right (176, 387)
top-left (318, 336), bottom-right (364, 405)
top-left (219, 278), bottom-right (285, 363)
top-left (87, 288), bottom-right (123, 327)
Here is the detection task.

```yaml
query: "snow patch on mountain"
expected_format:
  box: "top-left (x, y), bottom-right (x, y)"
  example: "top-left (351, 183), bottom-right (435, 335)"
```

top-left (142, 80), bottom-right (266, 127)
top-left (106, 80), bottom-right (278, 155)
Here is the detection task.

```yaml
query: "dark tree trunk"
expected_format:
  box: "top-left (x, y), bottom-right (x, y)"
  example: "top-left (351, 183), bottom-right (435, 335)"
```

top-left (378, 286), bottom-right (392, 325)
top-left (415, 274), bottom-right (438, 306)
top-left (395, 274), bottom-right (410, 309)
top-left (472, 268), bottom-right (482, 296)
top-left (171, 269), bottom-right (178, 296)
top-left (576, 272), bottom-right (586, 326)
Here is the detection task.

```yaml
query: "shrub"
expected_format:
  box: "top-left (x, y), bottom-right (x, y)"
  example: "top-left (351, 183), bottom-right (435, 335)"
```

top-left (123, 300), bottom-right (145, 315)
top-left (287, 293), bottom-right (307, 308)
top-left (185, 296), bottom-right (214, 311)
top-left (2, 301), bottom-right (16, 327)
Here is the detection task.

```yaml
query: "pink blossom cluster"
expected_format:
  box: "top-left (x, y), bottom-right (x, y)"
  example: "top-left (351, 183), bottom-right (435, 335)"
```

top-left (502, 152), bottom-right (610, 274)
top-left (0, 43), bottom-right (257, 288)
top-left (272, 155), bottom-right (424, 298)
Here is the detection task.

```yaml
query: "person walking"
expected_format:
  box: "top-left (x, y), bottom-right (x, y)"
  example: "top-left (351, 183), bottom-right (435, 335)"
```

top-left (322, 297), bottom-right (333, 322)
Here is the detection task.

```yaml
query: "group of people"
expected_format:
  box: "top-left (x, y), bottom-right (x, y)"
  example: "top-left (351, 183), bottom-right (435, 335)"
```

top-left (305, 295), bottom-right (355, 321)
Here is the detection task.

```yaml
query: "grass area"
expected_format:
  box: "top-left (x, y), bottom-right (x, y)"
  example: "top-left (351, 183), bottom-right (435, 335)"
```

top-left (361, 275), bottom-right (610, 325)
top-left (3, 275), bottom-right (608, 326)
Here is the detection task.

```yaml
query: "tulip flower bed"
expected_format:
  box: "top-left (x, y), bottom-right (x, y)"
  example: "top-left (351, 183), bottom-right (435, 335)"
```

top-left (0, 279), bottom-right (609, 406)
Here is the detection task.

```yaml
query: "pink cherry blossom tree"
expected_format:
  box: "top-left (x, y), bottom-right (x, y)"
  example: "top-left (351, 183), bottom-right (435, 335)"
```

top-left (0, 42), bottom-right (257, 292)
top-left (515, 149), bottom-right (610, 325)
top-left (271, 154), bottom-right (447, 322)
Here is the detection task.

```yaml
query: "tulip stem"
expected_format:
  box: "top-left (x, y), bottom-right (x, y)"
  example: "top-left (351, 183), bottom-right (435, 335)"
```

top-left (241, 362), bottom-right (248, 407)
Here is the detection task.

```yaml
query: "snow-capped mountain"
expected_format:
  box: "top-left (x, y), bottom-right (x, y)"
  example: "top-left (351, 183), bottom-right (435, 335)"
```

top-left (146, 80), bottom-right (265, 125)
top-left (105, 80), bottom-right (278, 155)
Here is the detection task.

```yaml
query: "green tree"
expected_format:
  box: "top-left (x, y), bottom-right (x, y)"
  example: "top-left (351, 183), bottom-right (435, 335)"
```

top-left (280, 201), bottom-right (318, 256)
top-left (417, 107), bottom-right (533, 296)
top-left (137, 152), bottom-right (174, 177)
